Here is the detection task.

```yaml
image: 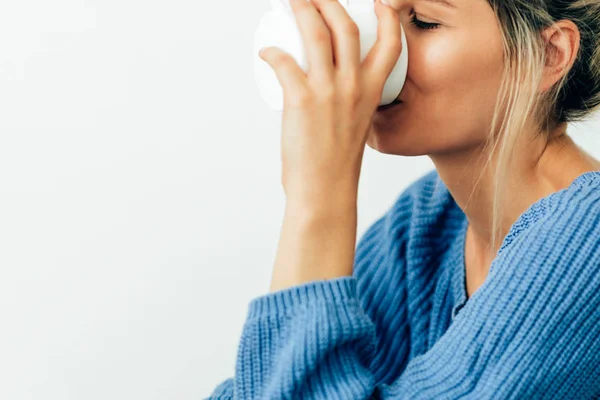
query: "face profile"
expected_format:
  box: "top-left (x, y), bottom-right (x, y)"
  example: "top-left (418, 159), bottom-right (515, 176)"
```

top-left (369, 0), bottom-right (505, 157)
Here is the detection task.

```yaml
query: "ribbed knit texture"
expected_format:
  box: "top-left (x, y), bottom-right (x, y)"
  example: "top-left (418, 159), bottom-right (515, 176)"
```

top-left (206, 169), bottom-right (600, 399)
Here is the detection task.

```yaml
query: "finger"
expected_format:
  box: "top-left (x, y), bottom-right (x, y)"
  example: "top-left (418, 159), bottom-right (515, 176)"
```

top-left (288, 0), bottom-right (335, 83)
top-left (310, 0), bottom-right (360, 74)
top-left (259, 46), bottom-right (310, 99)
top-left (362, 0), bottom-right (403, 90)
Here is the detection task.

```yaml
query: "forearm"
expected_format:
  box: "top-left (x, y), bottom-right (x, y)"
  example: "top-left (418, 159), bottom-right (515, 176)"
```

top-left (269, 198), bottom-right (358, 293)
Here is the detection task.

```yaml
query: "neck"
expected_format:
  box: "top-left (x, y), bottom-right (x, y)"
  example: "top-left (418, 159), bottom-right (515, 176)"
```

top-left (430, 122), bottom-right (598, 258)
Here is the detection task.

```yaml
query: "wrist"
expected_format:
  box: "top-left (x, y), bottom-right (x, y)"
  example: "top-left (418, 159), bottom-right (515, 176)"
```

top-left (285, 188), bottom-right (359, 220)
top-left (284, 200), bottom-right (358, 228)
top-left (270, 206), bottom-right (357, 292)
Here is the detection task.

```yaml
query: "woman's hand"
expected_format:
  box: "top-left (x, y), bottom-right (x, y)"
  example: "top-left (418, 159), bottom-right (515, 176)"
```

top-left (259, 0), bottom-right (403, 214)
top-left (259, 0), bottom-right (403, 292)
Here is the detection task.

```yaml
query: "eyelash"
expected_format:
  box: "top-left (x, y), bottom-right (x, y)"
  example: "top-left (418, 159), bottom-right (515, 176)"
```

top-left (410, 14), bottom-right (441, 30)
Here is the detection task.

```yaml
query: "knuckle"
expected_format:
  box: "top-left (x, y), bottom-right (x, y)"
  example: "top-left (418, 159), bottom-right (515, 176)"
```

top-left (344, 20), bottom-right (359, 37)
top-left (273, 52), bottom-right (292, 68)
top-left (312, 28), bottom-right (331, 44)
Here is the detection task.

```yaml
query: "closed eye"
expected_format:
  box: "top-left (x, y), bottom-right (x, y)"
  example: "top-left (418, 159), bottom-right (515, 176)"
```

top-left (410, 13), bottom-right (441, 30)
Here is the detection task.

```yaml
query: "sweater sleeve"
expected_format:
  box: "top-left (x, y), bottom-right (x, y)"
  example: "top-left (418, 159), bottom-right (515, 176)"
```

top-left (207, 378), bottom-right (233, 399)
top-left (206, 194), bottom-right (600, 399)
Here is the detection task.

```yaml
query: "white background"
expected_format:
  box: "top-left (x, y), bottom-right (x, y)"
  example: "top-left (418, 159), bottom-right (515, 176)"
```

top-left (0, 1), bottom-right (598, 399)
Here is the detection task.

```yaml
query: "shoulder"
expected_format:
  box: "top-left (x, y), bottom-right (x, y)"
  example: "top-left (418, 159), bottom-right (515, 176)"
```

top-left (446, 178), bottom-right (600, 386)
top-left (498, 172), bottom-right (600, 259)
top-left (480, 174), bottom-right (600, 313)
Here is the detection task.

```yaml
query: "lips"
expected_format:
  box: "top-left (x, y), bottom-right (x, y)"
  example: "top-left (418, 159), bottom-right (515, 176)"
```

top-left (377, 99), bottom-right (403, 112)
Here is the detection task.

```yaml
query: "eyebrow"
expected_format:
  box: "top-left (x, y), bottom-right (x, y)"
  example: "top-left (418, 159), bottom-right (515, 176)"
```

top-left (422, 0), bottom-right (457, 8)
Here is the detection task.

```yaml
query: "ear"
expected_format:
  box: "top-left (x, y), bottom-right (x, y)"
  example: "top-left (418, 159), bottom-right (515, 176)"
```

top-left (539, 20), bottom-right (580, 92)
top-left (539, 20), bottom-right (581, 93)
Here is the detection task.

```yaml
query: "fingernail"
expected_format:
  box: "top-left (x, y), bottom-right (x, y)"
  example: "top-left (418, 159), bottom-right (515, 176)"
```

top-left (381, 0), bottom-right (390, 5)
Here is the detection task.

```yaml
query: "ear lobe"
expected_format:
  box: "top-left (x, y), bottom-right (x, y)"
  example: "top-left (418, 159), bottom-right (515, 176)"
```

top-left (539, 20), bottom-right (580, 93)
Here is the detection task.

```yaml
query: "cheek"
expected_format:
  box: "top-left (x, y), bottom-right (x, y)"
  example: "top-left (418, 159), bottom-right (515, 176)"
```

top-left (400, 29), bottom-right (505, 147)
top-left (369, 29), bottom-right (505, 155)
top-left (407, 38), bottom-right (459, 92)
top-left (407, 32), bottom-right (504, 99)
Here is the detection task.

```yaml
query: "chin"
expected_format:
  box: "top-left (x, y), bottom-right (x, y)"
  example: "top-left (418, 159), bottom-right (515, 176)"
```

top-left (366, 125), bottom-right (433, 157)
top-left (369, 102), bottom-right (424, 156)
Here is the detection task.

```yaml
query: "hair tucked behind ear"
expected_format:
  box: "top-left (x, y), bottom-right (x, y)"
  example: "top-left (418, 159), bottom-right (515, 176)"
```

top-left (474, 0), bottom-right (600, 252)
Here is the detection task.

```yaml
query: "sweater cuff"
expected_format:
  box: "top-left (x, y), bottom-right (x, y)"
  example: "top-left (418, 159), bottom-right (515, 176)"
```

top-left (247, 276), bottom-right (358, 320)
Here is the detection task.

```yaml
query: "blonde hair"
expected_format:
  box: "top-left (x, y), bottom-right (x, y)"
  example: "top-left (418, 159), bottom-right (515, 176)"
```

top-left (474, 0), bottom-right (600, 252)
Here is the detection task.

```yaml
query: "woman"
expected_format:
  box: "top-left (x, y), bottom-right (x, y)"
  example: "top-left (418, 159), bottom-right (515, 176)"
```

top-left (208, 0), bottom-right (600, 398)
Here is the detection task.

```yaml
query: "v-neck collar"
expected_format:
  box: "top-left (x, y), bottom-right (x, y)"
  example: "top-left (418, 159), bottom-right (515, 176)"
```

top-left (447, 169), bottom-right (600, 320)
top-left (450, 215), bottom-right (469, 319)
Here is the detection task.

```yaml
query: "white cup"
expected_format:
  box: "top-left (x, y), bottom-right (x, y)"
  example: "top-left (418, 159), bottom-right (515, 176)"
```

top-left (253, 0), bottom-right (409, 111)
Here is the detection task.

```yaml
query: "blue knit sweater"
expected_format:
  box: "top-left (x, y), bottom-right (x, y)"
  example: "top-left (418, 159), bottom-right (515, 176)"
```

top-left (207, 169), bottom-right (600, 399)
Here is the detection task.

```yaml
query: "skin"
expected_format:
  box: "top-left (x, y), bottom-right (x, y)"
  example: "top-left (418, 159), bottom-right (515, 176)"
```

top-left (260, 0), bottom-right (403, 292)
top-left (370, 0), bottom-right (600, 297)
top-left (259, 0), bottom-right (600, 297)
